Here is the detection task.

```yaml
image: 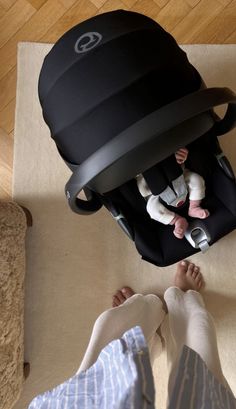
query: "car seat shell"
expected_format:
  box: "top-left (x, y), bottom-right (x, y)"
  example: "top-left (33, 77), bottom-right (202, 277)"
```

top-left (38, 9), bottom-right (236, 266)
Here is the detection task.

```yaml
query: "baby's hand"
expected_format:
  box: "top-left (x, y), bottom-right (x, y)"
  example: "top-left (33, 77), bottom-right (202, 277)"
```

top-left (175, 148), bottom-right (189, 164)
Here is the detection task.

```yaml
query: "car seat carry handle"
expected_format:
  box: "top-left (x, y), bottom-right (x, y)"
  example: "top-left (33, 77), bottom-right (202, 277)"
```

top-left (65, 87), bottom-right (236, 214)
top-left (213, 99), bottom-right (236, 135)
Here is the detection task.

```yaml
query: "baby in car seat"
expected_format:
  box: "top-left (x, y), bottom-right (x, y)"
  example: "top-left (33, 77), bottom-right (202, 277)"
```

top-left (136, 148), bottom-right (210, 239)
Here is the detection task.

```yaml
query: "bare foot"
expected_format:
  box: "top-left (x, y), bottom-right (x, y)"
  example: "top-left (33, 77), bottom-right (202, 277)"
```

top-left (174, 260), bottom-right (204, 291)
top-left (112, 287), bottom-right (135, 307)
top-left (173, 216), bottom-right (189, 239)
top-left (188, 206), bottom-right (210, 219)
top-left (170, 215), bottom-right (189, 239)
top-left (188, 200), bottom-right (210, 219)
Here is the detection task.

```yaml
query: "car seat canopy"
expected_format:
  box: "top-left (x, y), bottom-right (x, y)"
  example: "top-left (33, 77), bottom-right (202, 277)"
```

top-left (38, 9), bottom-right (203, 167)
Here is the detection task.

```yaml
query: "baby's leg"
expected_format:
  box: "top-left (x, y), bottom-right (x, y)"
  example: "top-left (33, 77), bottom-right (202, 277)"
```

top-left (147, 195), bottom-right (188, 239)
top-left (184, 170), bottom-right (209, 218)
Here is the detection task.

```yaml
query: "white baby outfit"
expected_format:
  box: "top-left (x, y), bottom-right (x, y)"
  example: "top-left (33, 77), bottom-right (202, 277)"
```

top-left (136, 169), bottom-right (206, 225)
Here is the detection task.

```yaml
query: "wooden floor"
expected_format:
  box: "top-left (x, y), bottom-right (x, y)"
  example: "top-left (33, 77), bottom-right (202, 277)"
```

top-left (0, 0), bottom-right (236, 199)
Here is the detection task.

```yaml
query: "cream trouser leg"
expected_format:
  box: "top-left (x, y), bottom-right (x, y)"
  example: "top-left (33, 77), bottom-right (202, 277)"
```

top-left (163, 287), bottom-right (231, 396)
top-left (77, 293), bottom-right (166, 374)
top-left (77, 288), bottom-right (230, 397)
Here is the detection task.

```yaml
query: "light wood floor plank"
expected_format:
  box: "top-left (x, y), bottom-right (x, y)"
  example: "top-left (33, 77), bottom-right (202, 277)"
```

top-left (41, 0), bottom-right (97, 43)
top-left (185, 0), bottom-right (201, 7)
top-left (0, 127), bottom-right (13, 197)
top-left (0, 66), bottom-right (16, 111)
top-left (131, 0), bottom-right (160, 20)
top-left (0, 98), bottom-right (15, 134)
top-left (90, 0), bottom-right (107, 8)
top-left (193, 0), bottom-right (236, 43)
top-left (153, 0), bottom-right (169, 8)
top-left (171, 0), bottom-right (224, 42)
top-left (0, 0), bottom-right (16, 10)
top-left (225, 27), bottom-right (236, 42)
top-left (0, 185), bottom-right (12, 199)
top-left (122, 0), bottom-right (137, 7)
top-left (0, 4), bottom-right (6, 18)
top-left (58, 0), bottom-right (80, 7)
top-left (0, 127), bottom-right (13, 168)
top-left (26, 0), bottom-right (48, 9)
top-left (217, 0), bottom-right (234, 5)
top-left (0, 0), bottom-right (36, 49)
top-left (0, 0), bottom-right (72, 81)
top-left (155, 0), bottom-right (191, 33)
top-left (97, 0), bottom-right (129, 14)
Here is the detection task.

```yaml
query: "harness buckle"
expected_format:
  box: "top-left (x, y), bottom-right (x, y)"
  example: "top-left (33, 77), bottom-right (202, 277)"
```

top-left (184, 221), bottom-right (211, 253)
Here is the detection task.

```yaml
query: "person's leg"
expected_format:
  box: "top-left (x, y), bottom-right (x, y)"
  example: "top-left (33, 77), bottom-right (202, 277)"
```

top-left (184, 290), bottom-right (230, 388)
top-left (77, 288), bottom-right (166, 374)
top-left (163, 261), bottom-right (230, 397)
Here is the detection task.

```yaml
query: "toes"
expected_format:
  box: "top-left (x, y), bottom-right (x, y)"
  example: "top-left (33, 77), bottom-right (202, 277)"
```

top-left (192, 266), bottom-right (199, 279)
top-left (115, 290), bottom-right (126, 303)
top-left (198, 209), bottom-right (210, 219)
top-left (112, 295), bottom-right (120, 307)
top-left (197, 278), bottom-right (203, 289)
top-left (112, 287), bottom-right (135, 307)
top-left (200, 209), bottom-right (209, 218)
top-left (188, 207), bottom-right (209, 219)
top-left (186, 263), bottom-right (194, 276)
top-left (177, 260), bottom-right (188, 272)
top-left (195, 272), bottom-right (204, 289)
top-left (174, 229), bottom-right (184, 239)
top-left (175, 260), bottom-right (204, 292)
top-left (121, 287), bottom-right (134, 299)
top-left (195, 272), bottom-right (202, 283)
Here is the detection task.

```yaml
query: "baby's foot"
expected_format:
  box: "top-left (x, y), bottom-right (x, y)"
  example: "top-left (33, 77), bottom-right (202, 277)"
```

top-left (112, 287), bottom-right (134, 307)
top-left (174, 260), bottom-right (204, 291)
top-left (171, 215), bottom-right (189, 239)
top-left (189, 200), bottom-right (209, 219)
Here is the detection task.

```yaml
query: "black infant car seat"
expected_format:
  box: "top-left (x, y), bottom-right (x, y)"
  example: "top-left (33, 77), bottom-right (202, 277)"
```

top-left (38, 10), bottom-right (236, 267)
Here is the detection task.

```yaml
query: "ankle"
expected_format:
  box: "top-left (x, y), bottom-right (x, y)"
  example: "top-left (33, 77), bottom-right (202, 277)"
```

top-left (170, 214), bottom-right (181, 225)
top-left (189, 200), bottom-right (201, 209)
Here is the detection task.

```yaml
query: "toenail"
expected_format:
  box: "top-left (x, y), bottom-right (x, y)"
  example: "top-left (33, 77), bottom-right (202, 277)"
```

top-left (181, 261), bottom-right (186, 266)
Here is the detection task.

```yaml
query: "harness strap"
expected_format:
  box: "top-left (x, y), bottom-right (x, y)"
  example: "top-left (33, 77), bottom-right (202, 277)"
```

top-left (142, 155), bottom-right (188, 206)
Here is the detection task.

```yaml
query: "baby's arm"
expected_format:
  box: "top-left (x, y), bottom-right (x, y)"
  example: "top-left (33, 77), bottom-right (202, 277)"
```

top-left (175, 148), bottom-right (188, 164)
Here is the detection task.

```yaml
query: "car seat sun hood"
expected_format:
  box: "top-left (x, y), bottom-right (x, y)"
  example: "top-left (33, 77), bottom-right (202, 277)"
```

top-left (65, 87), bottom-right (236, 214)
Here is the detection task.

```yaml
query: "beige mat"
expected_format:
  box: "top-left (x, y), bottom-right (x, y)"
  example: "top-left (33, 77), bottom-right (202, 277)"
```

top-left (13, 42), bottom-right (236, 409)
